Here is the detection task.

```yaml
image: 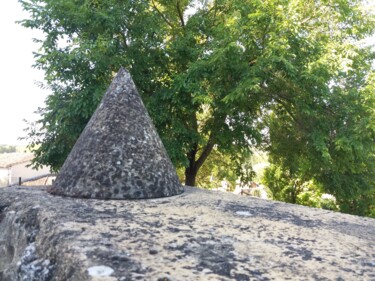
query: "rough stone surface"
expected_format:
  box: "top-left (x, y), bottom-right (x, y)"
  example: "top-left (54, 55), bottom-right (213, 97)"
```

top-left (49, 68), bottom-right (183, 199)
top-left (1, 186), bottom-right (374, 280)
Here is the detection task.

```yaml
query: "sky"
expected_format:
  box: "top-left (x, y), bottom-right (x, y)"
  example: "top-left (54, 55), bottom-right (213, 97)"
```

top-left (0, 1), bottom-right (49, 145)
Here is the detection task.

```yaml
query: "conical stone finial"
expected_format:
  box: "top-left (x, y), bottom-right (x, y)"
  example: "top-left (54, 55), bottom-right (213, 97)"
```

top-left (48, 68), bottom-right (184, 199)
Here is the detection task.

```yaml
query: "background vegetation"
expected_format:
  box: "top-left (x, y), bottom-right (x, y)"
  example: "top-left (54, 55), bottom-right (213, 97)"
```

top-left (0, 145), bottom-right (17, 154)
top-left (19, 0), bottom-right (375, 217)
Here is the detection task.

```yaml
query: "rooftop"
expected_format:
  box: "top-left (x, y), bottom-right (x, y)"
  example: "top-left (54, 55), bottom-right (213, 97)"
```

top-left (0, 153), bottom-right (34, 168)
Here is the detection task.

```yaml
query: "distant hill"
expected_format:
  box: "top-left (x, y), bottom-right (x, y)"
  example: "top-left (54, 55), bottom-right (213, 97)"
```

top-left (0, 145), bottom-right (29, 154)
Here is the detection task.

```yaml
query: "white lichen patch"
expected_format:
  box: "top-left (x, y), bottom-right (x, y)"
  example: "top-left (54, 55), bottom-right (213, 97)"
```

top-left (235, 210), bottom-right (252, 216)
top-left (87, 265), bottom-right (114, 277)
top-left (17, 242), bottom-right (53, 280)
top-left (18, 243), bottom-right (36, 266)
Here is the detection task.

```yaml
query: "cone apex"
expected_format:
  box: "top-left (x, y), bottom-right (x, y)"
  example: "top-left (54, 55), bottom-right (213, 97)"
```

top-left (49, 68), bottom-right (184, 199)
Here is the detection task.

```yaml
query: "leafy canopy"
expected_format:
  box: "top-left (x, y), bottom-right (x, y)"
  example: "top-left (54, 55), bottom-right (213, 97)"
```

top-left (20, 0), bottom-right (375, 213)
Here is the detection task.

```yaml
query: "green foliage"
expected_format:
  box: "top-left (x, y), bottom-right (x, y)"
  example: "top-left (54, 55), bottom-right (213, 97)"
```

top-left (193, 147), bottom-right (254, 190)
top-left (247, 150), bottom-right (268, 182)
top-left (263, 164), bottom-right (339, 211)
top-left (263, 62), bottom-right (375, 216)
top-left (320, 197), bottom-right (340, 212)
top-left (263, 164), bottom-right (302, 204)
top-left (338, 190), bottom-right (375, 218)
top-left (20, 0), bottom-right (375, 216)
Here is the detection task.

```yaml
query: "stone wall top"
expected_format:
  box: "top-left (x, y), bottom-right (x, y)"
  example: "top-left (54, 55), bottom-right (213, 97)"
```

top-left (0, 186), bottom-right (374, 280)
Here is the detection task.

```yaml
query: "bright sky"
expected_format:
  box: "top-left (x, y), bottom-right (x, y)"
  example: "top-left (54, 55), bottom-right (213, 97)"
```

top-left (0, 1), bottom-right (49, 145)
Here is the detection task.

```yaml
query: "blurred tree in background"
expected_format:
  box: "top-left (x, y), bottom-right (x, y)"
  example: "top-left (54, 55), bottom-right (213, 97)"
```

top-left (0, 145), bottom-right (17, 154)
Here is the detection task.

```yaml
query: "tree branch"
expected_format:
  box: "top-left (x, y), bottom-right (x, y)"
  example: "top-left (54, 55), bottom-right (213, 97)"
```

top-left (274, 97), bottom-right (307, 131)
top-left (195, 134), bottom-right (215, 171)
top-left (176, 1), bottom-right (185, 27)
top-left (274, 98), bottom-right (296, 120)
top-left (119, 32), bottom-right (128, 49)
top-left (151, 0), bottom-right (174, 29)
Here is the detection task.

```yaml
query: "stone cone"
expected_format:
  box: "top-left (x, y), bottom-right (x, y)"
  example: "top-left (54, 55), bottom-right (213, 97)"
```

top-left (48, 68), bottom-right (184, 199)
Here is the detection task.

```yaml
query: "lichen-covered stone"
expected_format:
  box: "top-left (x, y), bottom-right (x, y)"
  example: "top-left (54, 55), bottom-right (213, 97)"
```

top-left (48, 68), bottom-right (183, 199)
top-left (1, 186), bottom-right (374, 280)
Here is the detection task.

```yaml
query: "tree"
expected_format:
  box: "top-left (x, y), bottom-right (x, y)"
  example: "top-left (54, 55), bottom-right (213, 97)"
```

top-left (193, 147), bottom-right (254, 190)
top-left (20, 0), bottom-right (374, 194)
top-left (262, 165), bottom-right (338, 210)
top-left (263, 68), bottom-right (375, 217)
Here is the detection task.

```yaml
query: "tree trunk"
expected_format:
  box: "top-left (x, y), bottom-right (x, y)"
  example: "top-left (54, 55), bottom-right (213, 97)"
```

top-left (184, 136), bottom-right (215, 187)
top-left (185, 166), bottom-right (198, 186)
top-left (185, 146), bottom-right (198, 186)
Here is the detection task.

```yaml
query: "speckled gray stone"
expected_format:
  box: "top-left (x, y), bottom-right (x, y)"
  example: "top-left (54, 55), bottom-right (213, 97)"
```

top-left (0, 186), bottom-right (374, 281)
top-left (48, 68), bottom-right (183, 199)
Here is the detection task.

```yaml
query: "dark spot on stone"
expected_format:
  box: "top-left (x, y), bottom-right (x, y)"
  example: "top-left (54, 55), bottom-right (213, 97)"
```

top-left (101, 232), bottom-right (115, 239)
top-left (60, 230), bottom-right (80, 237)
top-left (149, 249), bottom-right (158, 255)
top-left (94, 174), bottom-right (103, 182)
top-left (134, 191), bottom-right (141, 197)
top-left (0, 204), bottom-right (9, 223)
top-left (103, 178), bottom-right (111, 187)
top-left (111, 254), bottom-right (130, 262)
top-left (6, 245), bottom-right (14, 261)
top-left (234, 273), bottom-right (251, 281)
top-left (168, 227), bottom-right (180, 233)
